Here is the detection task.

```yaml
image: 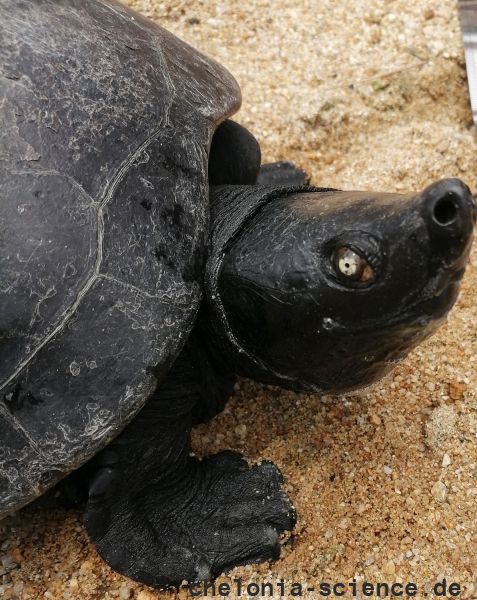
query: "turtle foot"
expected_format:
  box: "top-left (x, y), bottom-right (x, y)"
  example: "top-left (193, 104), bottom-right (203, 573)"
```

top-left (84, 450), bottom-right (295, 588)
top-left (256, 161), bottom-right (309, 186)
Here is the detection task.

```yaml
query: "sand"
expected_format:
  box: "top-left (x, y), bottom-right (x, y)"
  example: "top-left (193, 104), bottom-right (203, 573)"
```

top-left (1, 0), bottom-right (477, 598)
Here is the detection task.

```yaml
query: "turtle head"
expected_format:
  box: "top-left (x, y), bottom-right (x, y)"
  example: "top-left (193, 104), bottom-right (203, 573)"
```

top-left (216, 179), bottom-right (476, 393)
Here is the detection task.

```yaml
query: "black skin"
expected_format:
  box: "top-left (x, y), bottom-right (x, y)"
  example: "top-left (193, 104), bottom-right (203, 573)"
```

top-left (84, 120), bottom-right (476, 588)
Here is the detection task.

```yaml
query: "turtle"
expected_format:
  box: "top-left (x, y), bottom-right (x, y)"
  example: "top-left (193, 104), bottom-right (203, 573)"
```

top-left (0, 0), bottom-right (476, 589)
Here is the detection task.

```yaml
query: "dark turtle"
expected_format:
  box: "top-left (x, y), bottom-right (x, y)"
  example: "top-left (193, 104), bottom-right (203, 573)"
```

top-left (0, 0), bottom-right (475, 589)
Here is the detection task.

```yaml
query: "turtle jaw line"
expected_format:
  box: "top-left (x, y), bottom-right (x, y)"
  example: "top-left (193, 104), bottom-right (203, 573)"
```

top-left (319, 277), bottom-right (459, 340)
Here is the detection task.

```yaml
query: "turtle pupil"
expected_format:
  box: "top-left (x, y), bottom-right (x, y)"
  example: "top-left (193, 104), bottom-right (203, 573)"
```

top-left (333, 246), bottom-right (374, 283)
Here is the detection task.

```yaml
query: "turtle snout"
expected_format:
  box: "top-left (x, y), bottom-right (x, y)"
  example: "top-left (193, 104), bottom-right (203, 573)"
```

top-left (419, 178), bottom-right (476, 269)
top-left (421, 178), bottom-right (476, 236)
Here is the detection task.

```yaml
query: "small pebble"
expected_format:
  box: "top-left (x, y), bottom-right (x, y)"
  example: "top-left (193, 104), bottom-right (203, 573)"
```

top-left (69, 578), bottom-right (79, 590)
top-left (449, 381), bottom-right (466, 400)
top-left (383, 559), bottom-right (396, 575)
top-left (442, 453), bottom-right (451, 468)
top-left (235, 424), bottom-right (247, 438)
top-left (119, 586), bottom-right (132, 600)
top-left (338, 517), bottom-right (349, 529)
top-left (431, 481), bottom-right (448, 503)
top-left (383, 465), bottom-right (393, 475)
top-left (370, 413), bottom-right (381, 425)
top-left (425, 406), bottom-right (457, 450)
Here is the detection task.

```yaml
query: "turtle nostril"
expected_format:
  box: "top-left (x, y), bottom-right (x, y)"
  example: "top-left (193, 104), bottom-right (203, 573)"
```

top-left (433, 194), bottom-right (458, 226)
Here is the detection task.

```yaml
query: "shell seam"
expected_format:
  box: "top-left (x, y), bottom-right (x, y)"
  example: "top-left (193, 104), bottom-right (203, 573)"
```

top-left (0, 127), bottom-right (166, 393)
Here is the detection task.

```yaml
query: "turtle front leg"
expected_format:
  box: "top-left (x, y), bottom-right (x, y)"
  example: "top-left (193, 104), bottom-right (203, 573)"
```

top-left (83, 344), bottom-right (295, 588)
top-left (208, 119), bottom-right (309, 186)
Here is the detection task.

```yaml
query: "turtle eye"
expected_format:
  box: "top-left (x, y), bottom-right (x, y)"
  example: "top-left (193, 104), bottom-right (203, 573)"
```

top-left (333, 246), bottom-right (374, 282)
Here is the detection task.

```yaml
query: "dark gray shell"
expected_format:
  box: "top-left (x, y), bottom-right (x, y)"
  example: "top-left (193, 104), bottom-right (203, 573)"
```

top-left (0, 0), bottom-right (240, 516)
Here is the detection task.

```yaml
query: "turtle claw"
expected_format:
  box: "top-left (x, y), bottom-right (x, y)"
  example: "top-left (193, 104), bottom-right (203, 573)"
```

top-left (84, 451), bottom-right (295, 588)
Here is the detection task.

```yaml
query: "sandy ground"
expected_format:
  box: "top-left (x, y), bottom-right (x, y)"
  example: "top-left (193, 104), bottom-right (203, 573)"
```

top-left (1, 0), bottom-right (477, 598)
